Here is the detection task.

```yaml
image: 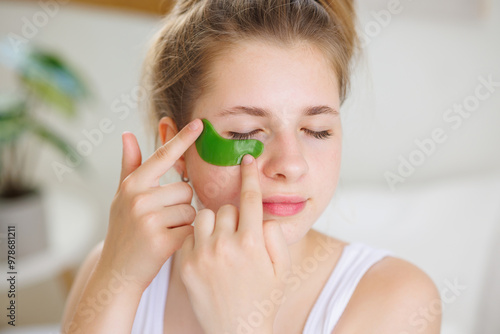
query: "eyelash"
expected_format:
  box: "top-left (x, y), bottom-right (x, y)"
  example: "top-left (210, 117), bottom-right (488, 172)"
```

top-left (228, 129), bottom-right (333, 140)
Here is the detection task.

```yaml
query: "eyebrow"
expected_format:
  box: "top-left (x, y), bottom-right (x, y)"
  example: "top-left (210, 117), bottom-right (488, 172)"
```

top-left (214, 105), bottom-right (338, 118)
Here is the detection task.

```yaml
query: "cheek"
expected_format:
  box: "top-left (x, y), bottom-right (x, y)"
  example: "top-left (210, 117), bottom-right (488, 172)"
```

top-left (312, 142), bottom-right (341, 191)
top-left (188, 154), bottom-right (241, 208)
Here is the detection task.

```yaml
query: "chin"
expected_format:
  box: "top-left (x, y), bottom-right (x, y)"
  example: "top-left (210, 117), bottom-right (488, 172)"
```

top-left (274, 223), bottom-right (305, 246)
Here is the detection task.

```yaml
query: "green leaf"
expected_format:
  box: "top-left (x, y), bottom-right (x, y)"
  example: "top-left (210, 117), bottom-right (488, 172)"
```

top-left (0, 97), bottom-right (28, 144)
top-left (25, 119), bottom-right (88, 171)
top-left (0, 116), bottom-right (28, 144)
top-left (20, 75), bottom-right (76, 116)
top-left (28, 50), bottom-right (88, 98)
top-left (18, 48), bottom-right (89, 117)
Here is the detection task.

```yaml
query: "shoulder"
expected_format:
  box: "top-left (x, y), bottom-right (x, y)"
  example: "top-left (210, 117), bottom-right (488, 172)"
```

top-left (332, 256), bottom-right (442, 334)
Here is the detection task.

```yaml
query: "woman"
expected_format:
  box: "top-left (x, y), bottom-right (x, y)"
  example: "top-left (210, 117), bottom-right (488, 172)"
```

top-left (61, 0), bottom-right (442, 333)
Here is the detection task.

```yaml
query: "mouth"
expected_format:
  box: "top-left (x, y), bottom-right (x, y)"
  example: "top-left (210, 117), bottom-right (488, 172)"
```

top-left (262, 195), bottom-right (308, 217)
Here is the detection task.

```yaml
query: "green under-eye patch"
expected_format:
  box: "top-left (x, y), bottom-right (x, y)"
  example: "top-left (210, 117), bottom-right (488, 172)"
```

top-left (195, 118), bottom-right (264, 166)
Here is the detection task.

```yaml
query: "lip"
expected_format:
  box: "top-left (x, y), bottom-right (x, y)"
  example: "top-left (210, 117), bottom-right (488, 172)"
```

top-left (262, 195), bottom-right (308, 217)
top-left (262, 195), bottom-right (307, 204)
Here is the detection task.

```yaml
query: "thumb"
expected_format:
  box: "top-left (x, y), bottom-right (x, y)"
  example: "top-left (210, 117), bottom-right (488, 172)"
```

top-left (263, 220), bottom-right (291, 276)
top-left (118, 131), bottom-right (142, 191)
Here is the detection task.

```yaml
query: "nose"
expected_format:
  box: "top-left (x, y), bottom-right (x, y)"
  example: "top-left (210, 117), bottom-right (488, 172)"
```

top-left (260, 131), bottom-right (309, 182)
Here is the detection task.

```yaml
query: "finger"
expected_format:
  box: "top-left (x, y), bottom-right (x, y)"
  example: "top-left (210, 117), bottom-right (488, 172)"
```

top-left (178, 233), bottom-right (195, 275)
top-left (212, 204), bottom-right (238, 238)
top-left (118, 132), bottom-right (142, 191)
top-left (134, 118), bottom-right (203, 189)
top-left (167, 225), bottom-right (194, 253)
top-left (131, 182), bottom-right (194, 217)
top-left (193, 209), bottom-right (215, 249)
top-left (263, 220), bottom-right (291, 276)
top-left (161, 204), bottom-right (196, 228)
top-left (140, 205), bottom-right (195, 229)
top-left (237, 154), bottom-right (263, 239)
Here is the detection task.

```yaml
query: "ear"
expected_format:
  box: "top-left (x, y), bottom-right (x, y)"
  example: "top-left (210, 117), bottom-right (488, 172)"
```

top-left (158, 116), bottom-right (187, 177)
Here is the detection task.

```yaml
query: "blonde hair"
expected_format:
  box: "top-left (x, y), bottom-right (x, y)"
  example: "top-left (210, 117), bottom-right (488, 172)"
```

top-left (141, 0), bottom-right (360, 150)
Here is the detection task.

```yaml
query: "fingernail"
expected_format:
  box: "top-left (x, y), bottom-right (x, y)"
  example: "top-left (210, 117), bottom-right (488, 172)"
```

top-left (242, 154), bottom-right (253, 165)
top-left (188, 119), bottom-right (200, 130)
top-left (121, 132), bottom-right (128, 145)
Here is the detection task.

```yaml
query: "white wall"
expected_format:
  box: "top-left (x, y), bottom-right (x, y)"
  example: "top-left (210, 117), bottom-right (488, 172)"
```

top-left (342, 0), bottom-right (500, 187)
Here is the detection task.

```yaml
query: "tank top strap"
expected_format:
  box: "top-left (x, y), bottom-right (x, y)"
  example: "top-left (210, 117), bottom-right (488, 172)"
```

top-left (132, 256), bottom-right (173, 334)
top-left (302, 242), bottom-right (395, 334)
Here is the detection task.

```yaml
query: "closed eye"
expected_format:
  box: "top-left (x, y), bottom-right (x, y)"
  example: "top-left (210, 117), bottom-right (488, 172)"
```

top-left (228, 129), bottom-right (332, 140)
top-left (228, 129), bottom-right (262, 140)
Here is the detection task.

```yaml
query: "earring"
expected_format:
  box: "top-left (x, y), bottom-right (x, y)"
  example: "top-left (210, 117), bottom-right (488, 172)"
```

top-left (181, 171), bottom-right (190, 183)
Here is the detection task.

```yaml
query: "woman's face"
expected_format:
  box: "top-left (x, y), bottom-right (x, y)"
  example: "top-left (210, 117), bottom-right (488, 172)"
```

top-left (184, 39), bottom-right (342, 245)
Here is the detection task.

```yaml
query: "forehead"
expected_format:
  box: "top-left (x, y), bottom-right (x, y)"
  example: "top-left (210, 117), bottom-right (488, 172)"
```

top-left (193, 39), bottom-right (340, 120)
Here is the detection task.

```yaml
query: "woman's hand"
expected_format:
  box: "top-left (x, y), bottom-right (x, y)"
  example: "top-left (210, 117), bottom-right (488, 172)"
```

top-left (98, 119), bottom-right (203, 291)
top-left (178, 154), bottom-right (292, 334)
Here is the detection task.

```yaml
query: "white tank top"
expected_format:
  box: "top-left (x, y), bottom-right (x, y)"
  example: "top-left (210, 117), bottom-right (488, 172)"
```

top-left (131, 242), bottom-right (394, 334)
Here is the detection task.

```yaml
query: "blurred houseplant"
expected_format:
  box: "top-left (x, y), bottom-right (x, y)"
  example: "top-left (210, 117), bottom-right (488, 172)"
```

top-left (0, 41), bottom-right (90, 258)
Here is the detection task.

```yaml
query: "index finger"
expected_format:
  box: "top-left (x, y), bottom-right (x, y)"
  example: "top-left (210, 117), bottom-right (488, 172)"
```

top-left (237, 154), bottom-right (263, 238)
top-left (134, 118), bottom-right (203, 188)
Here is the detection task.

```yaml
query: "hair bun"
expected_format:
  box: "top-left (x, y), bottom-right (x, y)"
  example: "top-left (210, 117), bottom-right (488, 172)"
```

top-left (171, 0), bottom-right (205, 15)
top-left (317, 0), bottom-right (359, 60)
